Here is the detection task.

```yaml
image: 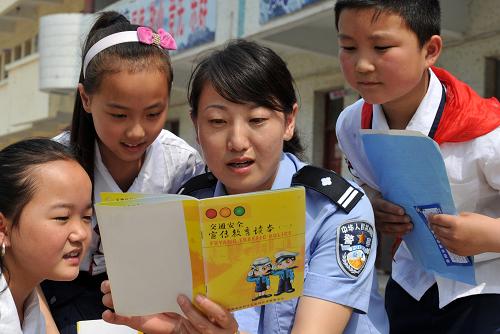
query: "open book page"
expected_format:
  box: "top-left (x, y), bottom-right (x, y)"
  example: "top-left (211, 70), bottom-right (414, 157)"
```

top-left (77, 320), bottom-right (141, 334)
top-left (95, 187), bottom-right (306, 316)
top-left (360, 129), bottom-right (475, 285)
top-left (95, 197), bottom-right (202, 315)
top-left (200, 187), bottom-right (305, 311)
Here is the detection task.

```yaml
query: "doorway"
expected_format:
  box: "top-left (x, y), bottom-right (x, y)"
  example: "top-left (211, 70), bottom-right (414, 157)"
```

top-left (323, 90), bottom-right (344, 173)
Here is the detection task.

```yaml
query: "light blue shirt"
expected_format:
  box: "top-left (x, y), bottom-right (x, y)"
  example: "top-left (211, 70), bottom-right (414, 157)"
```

top-left (191, 153), bottom-right (389, 334)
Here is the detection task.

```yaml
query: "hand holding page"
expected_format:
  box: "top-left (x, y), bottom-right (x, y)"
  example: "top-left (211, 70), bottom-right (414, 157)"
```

top-left (360, 129), bottom-right (475, 285)
top-left (95, 187), bottom-right (306, 316)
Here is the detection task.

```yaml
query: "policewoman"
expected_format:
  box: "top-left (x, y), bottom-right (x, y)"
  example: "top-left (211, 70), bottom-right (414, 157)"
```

top-left (100, 39), bottom-right (389, 334)
top-left (175, 39), bottom-right (389, 334)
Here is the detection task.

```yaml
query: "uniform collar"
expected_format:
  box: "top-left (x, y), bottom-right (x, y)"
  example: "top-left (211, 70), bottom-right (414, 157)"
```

top-left (212, 153), bottom-right (302, 197)
top-left (372, 68), bottom-right (443, 135)
top-left (271, 153), bottom-right (302, 190)
top-left (0, 274), bottom-right (44, 334)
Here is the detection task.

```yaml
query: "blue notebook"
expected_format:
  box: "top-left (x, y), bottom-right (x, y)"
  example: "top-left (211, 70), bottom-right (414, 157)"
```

top-left (361, 129), bottom-right (475, 285)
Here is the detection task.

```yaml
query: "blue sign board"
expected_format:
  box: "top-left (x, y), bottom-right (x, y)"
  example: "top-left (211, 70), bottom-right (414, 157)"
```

top-left (260, 0), bottom-right (323, 24)
top-left (107, 0), bottom-right (216, 52)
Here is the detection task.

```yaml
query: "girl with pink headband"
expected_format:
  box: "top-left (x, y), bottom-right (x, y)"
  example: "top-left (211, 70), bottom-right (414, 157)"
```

top-left (40, 11), bottom-right (204, 334)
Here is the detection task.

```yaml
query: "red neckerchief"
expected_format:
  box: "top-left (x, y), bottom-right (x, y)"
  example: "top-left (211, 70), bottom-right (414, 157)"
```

top-left (361, 67), bottom-right (500, 256)
top-left (361, 66), bottom-right (500, 142)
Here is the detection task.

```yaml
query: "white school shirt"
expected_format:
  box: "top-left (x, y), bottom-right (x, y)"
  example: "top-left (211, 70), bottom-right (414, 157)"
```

top-left (54, 129), bottom-right (205, 274)
top-left (336, 68), bottom-right (500, 307)
top-left (0, 275), bottom-right (46, 334)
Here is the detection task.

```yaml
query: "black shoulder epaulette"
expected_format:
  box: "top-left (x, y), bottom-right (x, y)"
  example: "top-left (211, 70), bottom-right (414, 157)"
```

top-left (177, 172), bottom-right (217, 195)
top-left (291, 165), bottom-right (363, 213)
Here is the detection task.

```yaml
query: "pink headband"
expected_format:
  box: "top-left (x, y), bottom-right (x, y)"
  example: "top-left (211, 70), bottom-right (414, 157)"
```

top-left (83, 27), bottom-right (177, 78)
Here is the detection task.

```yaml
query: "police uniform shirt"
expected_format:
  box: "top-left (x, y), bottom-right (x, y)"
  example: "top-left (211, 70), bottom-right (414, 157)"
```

top-left (190, 153), bottom-right (389, 334)
top-left (336, 68), bottom-right (500, 308)
top-left (54, 130), bottom-right (205, 274)
top-left (0, 274), bottom-right (46, 334)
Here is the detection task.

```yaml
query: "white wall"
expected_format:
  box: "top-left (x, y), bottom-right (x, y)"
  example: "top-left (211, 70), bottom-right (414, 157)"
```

top-left (439, 0), bottom-right (500, 95)
top-left (0, 55), bottom-right (49, 135)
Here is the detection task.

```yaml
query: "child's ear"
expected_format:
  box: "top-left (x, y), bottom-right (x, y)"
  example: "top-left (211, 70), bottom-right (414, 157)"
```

top-left (78, 83), bottom-right (92, 113)
top-left (424, 35), bottom-right (442, 67)
top-left (0, 213), bottom-right (11, 248)
top-left (283, 103), bottom-right (298, 141)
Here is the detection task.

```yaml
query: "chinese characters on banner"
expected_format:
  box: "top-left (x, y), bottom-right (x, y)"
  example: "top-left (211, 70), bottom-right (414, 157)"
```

top-left (259, 0), bottom-right (324, 24)
top-left (107, 0), bottom-right (216, 51)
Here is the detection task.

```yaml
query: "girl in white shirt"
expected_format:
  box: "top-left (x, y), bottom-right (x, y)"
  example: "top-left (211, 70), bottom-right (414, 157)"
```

top-left (0, 139), bottom-right (92, 334)
top-left (41, 11), bottom-right (204, 334)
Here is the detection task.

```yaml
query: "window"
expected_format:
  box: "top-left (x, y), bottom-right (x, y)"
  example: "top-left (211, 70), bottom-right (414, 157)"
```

top-left (3, 49), bottom-right (11, 79)
top-left (14, 44), bottom-right (22, 61)
top-left (485, 57), bottom-right (500, 99)
top-left (4, 49), bottom-right (11, 65)
top-left (24, 39), bottom-right (32, 57)
top-left (164, 119), bottom-right (180, 136)
top-left (34, 34), bottom-right (38, 52)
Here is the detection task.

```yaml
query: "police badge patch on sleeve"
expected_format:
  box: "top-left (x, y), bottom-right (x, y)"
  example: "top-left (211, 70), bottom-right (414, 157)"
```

top-left (337, 220), bottom-right (374, 278)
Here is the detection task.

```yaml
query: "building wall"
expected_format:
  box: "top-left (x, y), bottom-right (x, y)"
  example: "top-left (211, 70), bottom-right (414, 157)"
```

top-left (0, 55), bottom-right (49, 134)
top-left (439, 0), bottom-right (500, 96)
top-left (159, 0), bottom-right (500, 166)
top-left (0, 0), bottom-right (84, 139)
top-left (2, 0), bottom-right (500, 158)
top-left (169, 101), bottom-right (197, 148)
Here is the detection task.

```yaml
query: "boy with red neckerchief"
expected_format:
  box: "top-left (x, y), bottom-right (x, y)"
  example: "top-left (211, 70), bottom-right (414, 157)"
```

top-left (334, 1), bottom-right (500, 333)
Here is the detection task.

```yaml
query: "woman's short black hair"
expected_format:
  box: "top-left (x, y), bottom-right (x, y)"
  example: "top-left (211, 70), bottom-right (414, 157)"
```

top-left (188, 39), bottom-right (304, 157)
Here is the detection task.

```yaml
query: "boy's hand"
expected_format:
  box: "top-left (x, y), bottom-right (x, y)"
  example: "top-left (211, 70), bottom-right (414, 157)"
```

top-left (372, 196), bottom-right (412, 235)
top-left (362, 186), bottom-right (412, 235)
top-left (429, 212), bottom-right (500, 256)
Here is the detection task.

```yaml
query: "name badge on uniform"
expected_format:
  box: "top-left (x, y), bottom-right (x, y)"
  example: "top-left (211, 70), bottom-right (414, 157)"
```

top-left (337, 220), bottom-right (373, 278)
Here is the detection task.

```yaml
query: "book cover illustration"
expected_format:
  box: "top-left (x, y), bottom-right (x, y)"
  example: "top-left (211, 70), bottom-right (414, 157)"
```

top-left (95, 187), bottom-right (306, 316)
top-left (360, 129), bottom-right (475, 285)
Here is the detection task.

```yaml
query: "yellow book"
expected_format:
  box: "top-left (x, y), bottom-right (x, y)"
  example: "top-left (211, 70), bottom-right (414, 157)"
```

top-left (95, 187), bottom-right (306, 316)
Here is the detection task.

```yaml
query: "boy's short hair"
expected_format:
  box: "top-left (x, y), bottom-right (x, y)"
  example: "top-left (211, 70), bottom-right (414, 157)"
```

top-left (334, 0), bottom-right (441, 47)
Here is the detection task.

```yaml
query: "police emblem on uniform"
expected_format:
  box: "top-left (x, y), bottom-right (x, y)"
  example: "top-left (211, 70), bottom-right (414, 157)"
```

top-left (337, 220), bottom-right (373, 278)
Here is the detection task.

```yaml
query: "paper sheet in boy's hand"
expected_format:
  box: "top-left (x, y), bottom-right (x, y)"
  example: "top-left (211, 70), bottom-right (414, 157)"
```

top-left (360, 129), bottom-right (475, 285)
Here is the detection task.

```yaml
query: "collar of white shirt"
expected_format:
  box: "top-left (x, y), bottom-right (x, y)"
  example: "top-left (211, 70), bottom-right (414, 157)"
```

top-left (372, 68), bottom-right (444, 135)
top-left (0, 274), bottom-right (46, 334)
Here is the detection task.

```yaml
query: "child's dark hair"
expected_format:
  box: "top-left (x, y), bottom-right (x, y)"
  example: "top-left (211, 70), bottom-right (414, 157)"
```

top-left (0, 138), bottom-right (77, 276)
top-left (188, 39), bottom-right (304, 158)
top-left (334, 0), bottom-right (441, 47)
top-left (71, 11), bottom-right (174, 180)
